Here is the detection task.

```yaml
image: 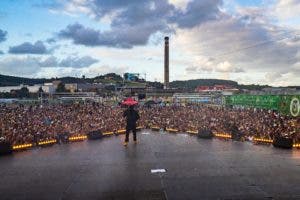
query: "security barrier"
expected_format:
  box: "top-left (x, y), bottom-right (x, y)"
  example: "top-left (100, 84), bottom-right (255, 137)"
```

top-left (69, 135), bottom-right (87, 142)
top-left (12, 143), bottom-right (33, 151)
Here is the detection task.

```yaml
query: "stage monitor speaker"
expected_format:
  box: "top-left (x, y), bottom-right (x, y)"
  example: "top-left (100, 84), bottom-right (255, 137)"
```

top-left (273, 137), bottom-right (293, 149)
top-left (0, 142), bottom-right (13, 155)
top-left (87, 130), bottom-right (103, 140)
top-left (198, 129), bottom-right (213, 139)
top-left (231, 129), bottom-right (243, 141)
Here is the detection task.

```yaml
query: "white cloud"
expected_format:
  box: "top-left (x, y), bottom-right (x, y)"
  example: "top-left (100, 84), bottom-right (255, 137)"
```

top-left (0, 56), bottom-right (41, 76)
top-left (173, 9), bottom-right (300, 85)
top-left (273, 0), bottom-right (300, 21)
top-left (0, 55), bottom-right (99, 77)
top-left (11, 0), bottom-right (300, 86)
top-left (216, 61), bottom-right (244, 72)
top-left (168, 0), bottom-right (192, 11)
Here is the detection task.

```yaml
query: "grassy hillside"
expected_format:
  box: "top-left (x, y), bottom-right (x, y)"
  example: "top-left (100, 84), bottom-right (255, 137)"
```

top-left (2, 73), bottom-right (296, 90)
top-left (170, 79), bottom-right (238, 90)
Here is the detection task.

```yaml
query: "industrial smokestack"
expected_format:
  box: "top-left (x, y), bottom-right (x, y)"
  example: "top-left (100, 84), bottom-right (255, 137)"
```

top-left (164, 36), bottom-right (169, 89)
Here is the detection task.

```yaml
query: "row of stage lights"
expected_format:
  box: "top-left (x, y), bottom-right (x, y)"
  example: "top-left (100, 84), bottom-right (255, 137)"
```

top-left (68, 135), bottom-right (87, 141)
top-left (10, 127), bottom-right (300, 151)
top-left (253, 138), bottom-right (273, 143)
top-left (38, 139), bottom-right (57, 146)
top-left (293, 143), bottom-right (300, 148)
top-left (214, 133), bottom-right (232, 139)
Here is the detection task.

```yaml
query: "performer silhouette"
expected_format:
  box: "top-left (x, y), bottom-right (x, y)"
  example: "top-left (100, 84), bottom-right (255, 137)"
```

top-left (123, 105), bottom-right (140, 146)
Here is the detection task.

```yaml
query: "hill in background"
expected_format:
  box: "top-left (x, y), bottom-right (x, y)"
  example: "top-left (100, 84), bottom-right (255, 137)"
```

top-left (1, 73), bottom-right (298, 91)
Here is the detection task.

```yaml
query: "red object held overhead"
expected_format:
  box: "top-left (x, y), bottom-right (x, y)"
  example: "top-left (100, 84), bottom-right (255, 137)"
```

top-left (122, 97), bottom-right (138, 106)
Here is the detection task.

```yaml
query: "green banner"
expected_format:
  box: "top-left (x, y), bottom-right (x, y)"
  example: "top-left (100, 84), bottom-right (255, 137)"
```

top-left (225, 95), bottom-right (300, 117)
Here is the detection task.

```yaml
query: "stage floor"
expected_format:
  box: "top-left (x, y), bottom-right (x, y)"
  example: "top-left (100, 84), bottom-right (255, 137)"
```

top-left (1, 130), bottom-right (300, 200)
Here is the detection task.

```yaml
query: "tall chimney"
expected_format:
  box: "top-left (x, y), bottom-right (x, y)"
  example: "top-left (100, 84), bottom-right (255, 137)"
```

top-left (164, 36), bottom-right (169, 89)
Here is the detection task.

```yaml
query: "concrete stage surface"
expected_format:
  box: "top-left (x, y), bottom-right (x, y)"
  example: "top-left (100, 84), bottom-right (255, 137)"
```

top-left (1, 130), bottom-right (300, 200)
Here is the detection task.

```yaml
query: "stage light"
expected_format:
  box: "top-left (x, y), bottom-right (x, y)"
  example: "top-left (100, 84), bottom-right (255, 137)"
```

top-left (38, 140), bottom-right (56, 146)
top-left (12, 143), bottom-right (33, 150)
top-left (117, 129), bottom-right (126, 134)
top-left (253, 138), bottom-right (273, 143)
top-left (187, 130), bottom-right (198, 134)
top-left (166, 128), bottom-right (179, 133)
top-left (293, 143), bottom-right (300, 148)
top-left (69, 135), bottom-right (87, 141)
top-left (214, 133), bottom-right (232, 139)
top-left (102, 131), bottom-right (114, 136)
top-left (150, 126), bottom-right (160, 131)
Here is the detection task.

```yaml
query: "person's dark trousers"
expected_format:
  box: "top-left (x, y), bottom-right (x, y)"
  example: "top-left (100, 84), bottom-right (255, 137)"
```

top-left (125, 126), bottom-right (137, 142)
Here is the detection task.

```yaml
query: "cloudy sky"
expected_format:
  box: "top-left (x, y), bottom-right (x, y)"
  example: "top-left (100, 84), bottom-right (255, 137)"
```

top-left (0, 0), bottom-right (300, 86)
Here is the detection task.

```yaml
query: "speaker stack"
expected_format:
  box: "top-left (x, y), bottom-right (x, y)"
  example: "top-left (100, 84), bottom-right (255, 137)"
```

top-left (87, 130), bottom-right (103, 140)
top-left (0, 142), bottom-right (13, 155)
top-left (273, 136), bottom-right (293, 149)
top-left (198, 129), bottom-right (214, 139)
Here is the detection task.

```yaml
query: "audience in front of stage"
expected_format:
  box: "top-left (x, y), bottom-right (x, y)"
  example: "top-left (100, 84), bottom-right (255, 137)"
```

top-left (0, 102), bottom-right (298, 145)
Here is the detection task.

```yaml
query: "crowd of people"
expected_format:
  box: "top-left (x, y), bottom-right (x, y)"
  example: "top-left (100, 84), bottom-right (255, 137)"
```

top-left (0, 102), bottom-right (299, 145)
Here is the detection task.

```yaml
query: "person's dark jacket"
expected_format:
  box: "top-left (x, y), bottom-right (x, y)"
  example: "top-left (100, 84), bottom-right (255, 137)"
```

top-left (123, 107), bottom-right (140, 129)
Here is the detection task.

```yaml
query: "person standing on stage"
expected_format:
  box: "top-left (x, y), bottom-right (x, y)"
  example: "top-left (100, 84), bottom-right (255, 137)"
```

top-left (123, 105), bottom-right (140, 146)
